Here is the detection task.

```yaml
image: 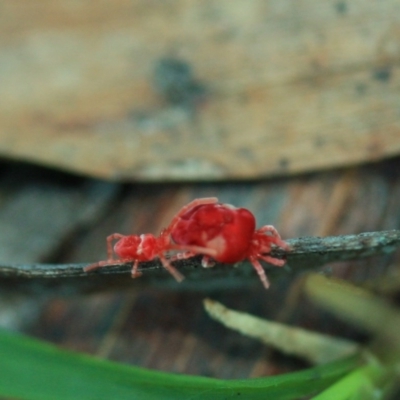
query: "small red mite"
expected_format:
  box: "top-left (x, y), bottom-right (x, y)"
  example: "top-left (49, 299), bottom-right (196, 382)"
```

top-left (169, 198), bottom-right (289, 288)
top-left (84, 198), bottom-right (218, 282)
top-left (84, 197), bottom-right (289, 289)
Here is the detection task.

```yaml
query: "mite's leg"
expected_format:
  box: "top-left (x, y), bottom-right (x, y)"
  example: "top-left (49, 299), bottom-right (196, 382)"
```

top-left (258, 226), bottom-right (290, 250)
top-left (84, 258), bottom-right (131, 272)
top-left (249, 257), bottom-right (270, 289)
top-left (169, 244), bottom-right (218, 258)
top-left (168, 251), bottom-right (196, 262)
top-left (259, 254), bottom-right (285, 267)
top-left (258, 225), bottom-right (281, 238)
top-left (84, 233), bottom-right (127, 272)
top-left (131, 260), bottom-right (142, 278)
top-left (84, 260), bottom-right (110, 272)
top-left (159, 254), bottom-right (185, 282)
top-left (106, 233), bottom-right (125, 259)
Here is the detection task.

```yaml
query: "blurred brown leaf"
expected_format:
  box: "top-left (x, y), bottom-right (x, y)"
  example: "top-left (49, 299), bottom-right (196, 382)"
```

top-left (1, 1), bottom-right (400, 180)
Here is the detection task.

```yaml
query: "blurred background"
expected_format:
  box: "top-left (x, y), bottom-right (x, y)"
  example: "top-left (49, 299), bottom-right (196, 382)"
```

top-left (0, 1), bottom-right (400, 379)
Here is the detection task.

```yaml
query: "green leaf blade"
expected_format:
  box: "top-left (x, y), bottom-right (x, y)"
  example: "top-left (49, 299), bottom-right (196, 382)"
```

top-left (0, 329), bottom-right (361, 400)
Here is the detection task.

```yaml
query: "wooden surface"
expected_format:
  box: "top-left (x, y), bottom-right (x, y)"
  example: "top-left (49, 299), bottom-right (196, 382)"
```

top-left (1, 1), bottom-right (400, 180)
top-left (0, 158), bottom-right (400, 379)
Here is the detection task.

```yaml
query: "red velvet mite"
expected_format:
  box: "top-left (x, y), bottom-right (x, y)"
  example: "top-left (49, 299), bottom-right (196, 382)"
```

top-left (169, 198), bottom-right (290, 288)
top-left (84, 197), bottom-right (289, 288)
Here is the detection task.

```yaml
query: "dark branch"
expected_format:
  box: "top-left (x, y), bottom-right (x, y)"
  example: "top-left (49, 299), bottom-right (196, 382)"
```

top-left (1, 230), bottom-right (399, 294)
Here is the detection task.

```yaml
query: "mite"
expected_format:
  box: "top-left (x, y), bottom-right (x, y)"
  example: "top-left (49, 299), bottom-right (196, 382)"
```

top-left (84, 198), bottom-right (219, 281)
top-left (84, 197), bottom-right (289, 289)
top-left (170, 198), bottom-right (290, 289)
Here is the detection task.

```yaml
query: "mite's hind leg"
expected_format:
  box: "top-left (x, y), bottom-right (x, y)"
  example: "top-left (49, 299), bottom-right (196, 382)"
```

top-left (249, 257), bottom-right (270, 289)
top-left (258, 226), bottom-right (290, 250)
top-left (159, 254), bottom-right (185, 282)
top-left (259, 254), bottom-right (285, 267)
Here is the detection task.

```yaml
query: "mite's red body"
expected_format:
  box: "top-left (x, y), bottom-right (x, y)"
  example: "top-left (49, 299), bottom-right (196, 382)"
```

top-left (84, 197), bottom-right (289, 289)
top-left (170, 199), bottom-right (289, 288)
top-left (171, 203), bottom-right (255, 263)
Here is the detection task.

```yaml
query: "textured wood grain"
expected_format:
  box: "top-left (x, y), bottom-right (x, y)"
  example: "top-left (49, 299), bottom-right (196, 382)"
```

top-left (1, 1), bottom-right (400, 180)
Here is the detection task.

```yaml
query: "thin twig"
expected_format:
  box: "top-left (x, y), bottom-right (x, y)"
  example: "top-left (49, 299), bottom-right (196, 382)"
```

top-left (0, 230), bottom-right (399, 294)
